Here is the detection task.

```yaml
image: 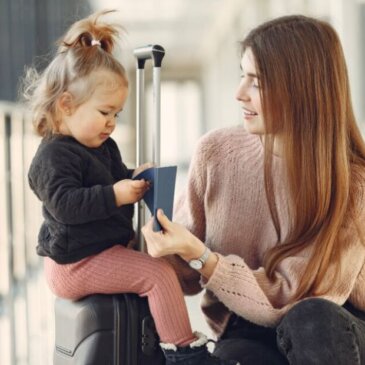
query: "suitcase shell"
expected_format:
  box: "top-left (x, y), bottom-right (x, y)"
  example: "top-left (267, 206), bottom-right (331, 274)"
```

top-left (54, 294), bottom-right (164, 365)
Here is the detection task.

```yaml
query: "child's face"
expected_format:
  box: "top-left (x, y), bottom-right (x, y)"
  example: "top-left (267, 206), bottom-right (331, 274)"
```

top-left (60, 70), bottom-right (128, 148)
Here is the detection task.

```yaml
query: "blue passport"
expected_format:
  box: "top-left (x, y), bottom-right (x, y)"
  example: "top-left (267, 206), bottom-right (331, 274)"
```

top-left (133, 166), bottom-right (177, 231)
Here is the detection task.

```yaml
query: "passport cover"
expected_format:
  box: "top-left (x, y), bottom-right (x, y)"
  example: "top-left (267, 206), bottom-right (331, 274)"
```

top-left (133, 166), bottom-right (177, 231)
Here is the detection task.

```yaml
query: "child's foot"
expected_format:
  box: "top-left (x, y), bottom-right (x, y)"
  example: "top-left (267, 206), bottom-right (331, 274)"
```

top-left (161, 332), bottom-right (240, 365)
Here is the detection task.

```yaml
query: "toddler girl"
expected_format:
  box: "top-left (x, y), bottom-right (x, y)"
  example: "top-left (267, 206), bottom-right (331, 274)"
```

top-left (25, 10), bottom-right (237, 365)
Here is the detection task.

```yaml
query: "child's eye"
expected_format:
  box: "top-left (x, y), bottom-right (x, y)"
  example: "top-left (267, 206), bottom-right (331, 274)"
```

top-left (99, 110), bottom-right (109, 116)
top-left (114, 112), bottom-right (119, 118)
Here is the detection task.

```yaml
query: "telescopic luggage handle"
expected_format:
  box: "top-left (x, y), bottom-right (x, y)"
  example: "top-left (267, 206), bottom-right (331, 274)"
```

top-left (134, 45), bottom-right (165, 251)
top-left (134, 45), bottom-right (165, 68)
top-left (134, 45), bottom-right (165, 166)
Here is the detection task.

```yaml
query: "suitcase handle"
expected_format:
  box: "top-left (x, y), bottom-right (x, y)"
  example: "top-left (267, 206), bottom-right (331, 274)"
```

top-left (134, 44), bottom-right (165, 68)
top-left (133, 44), bottom-right (165, 166)
top-left (134, 44), bottom-right (165, 251)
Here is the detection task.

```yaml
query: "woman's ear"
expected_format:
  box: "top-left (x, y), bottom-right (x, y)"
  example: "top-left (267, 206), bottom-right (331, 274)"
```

top-left (57, 92), bottom-right (74, 117)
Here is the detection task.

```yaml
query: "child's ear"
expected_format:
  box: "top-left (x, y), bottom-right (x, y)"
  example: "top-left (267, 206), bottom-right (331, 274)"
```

top-left (57, 92), bottom-right (74, 116)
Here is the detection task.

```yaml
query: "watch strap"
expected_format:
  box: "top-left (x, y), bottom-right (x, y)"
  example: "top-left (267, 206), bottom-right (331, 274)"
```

top-left (199, 246), bottom-right (211, 264)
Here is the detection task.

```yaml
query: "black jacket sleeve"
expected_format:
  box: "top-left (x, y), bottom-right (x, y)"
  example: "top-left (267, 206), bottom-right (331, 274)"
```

top-left (28, 141), bottom-right (119, 225)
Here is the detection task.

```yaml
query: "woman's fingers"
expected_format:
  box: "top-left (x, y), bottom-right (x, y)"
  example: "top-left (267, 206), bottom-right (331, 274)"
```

top-left (142, 219), bottom-right (162, 257)
top-left (156, 209), bottom-right (172, 231)
top-left (141, 217), bottom-right (154, 237)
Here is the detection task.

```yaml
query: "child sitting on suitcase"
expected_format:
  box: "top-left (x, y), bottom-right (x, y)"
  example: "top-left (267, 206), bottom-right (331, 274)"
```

top-left (25, 10), bottom-right (238, 365)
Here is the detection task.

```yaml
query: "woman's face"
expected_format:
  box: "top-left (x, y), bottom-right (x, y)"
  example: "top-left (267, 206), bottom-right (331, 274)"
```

top-left (236, 48), bottom-right (264, 135)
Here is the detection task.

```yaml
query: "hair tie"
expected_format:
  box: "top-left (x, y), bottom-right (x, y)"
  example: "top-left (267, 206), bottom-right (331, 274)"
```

top-left (91, 39), bottom-right (101, 47)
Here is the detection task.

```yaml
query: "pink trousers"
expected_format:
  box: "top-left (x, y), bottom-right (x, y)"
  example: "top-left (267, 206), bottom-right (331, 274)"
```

top-left (44, 245), bottom-right (195, 345)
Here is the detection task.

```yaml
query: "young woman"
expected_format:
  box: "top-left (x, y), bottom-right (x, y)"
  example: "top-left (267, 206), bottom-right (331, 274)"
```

top-left (142, 15), bottom-right (365, 365)
top-left (25, 10), bottom-right (238, 365)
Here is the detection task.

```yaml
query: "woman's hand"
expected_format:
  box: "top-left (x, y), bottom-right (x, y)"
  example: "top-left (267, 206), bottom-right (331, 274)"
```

top-left (142, 209), bottom-right (205, 259)
top-left (143, 209), bottom-right (219, 279)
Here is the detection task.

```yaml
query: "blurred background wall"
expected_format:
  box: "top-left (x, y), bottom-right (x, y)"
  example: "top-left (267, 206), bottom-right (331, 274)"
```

top-left (0, 0), bottom-right (365, 364)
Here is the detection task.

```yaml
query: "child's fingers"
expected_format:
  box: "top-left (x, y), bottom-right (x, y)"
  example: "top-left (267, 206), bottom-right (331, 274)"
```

top-left (131, 179), bottom-right (149, 189)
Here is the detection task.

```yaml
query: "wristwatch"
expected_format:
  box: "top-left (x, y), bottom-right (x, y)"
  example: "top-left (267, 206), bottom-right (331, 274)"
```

top-left (188, 247), bottom-right (211, 270)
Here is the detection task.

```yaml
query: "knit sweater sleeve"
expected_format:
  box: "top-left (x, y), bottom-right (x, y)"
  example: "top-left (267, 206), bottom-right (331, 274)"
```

top-left (164, 135), bottom-right (210, 295)
top-left (203, 196), bottom-right (365, 328)
top-left (28, 141), bottom-right (118, 225)
top-left (174, 136), bottom-right (207, 241)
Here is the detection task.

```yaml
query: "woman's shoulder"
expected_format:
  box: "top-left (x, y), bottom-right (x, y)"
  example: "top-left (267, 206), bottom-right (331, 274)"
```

top-left (199, 125), bottom-right (250, 143)
top-left (195, 125), bottom-right (262, 160)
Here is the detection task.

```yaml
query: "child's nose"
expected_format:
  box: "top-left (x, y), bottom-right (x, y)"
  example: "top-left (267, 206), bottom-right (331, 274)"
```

top-left (106, 117), bottom-right (116, 127)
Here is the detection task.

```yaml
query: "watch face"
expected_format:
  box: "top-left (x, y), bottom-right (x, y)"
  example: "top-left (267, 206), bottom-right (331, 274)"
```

top-left (189, 259), bottom-right (203, 270)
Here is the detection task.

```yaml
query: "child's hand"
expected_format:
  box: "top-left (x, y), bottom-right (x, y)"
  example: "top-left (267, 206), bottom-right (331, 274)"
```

top-left (132, 162), bottom-right (155, 178)
top-left (113, 179), bottom-right (150, 206)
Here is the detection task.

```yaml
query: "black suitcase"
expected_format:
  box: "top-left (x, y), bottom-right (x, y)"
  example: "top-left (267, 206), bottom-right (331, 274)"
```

top-left (54, 294), bottom-right (165, 365)
top-left (53, 45), bottom-right (167, 365)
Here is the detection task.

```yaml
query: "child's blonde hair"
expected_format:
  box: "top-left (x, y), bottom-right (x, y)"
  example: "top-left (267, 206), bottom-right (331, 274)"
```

top-left (23, 10), bottom-right (127, 137)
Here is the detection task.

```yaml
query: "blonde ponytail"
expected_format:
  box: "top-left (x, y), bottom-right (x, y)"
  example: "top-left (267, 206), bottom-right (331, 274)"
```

top-left (58, 10), bottom-right (120, 54)
top-left (22, 10), bottom-right (127, 137)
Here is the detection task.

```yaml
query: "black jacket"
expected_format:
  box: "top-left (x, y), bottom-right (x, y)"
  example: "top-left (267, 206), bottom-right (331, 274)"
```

top-left (28, 135), bottom-right (134, 264)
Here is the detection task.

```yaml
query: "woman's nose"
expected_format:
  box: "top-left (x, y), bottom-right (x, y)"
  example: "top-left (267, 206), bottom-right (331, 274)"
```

top-left (236, 81), bottom-right (250, 102)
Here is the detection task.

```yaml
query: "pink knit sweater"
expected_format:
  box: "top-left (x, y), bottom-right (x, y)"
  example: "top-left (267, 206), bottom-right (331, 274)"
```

top-left (170, 125), bottom-right (365, 336)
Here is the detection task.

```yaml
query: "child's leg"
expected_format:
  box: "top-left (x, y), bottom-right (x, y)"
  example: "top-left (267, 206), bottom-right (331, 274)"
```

top-left (44, 245), bottom-right (196, 346)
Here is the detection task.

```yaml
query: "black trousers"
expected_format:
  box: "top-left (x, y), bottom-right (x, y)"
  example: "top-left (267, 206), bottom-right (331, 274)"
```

top-left (213, 298), bottom-right (365, 365)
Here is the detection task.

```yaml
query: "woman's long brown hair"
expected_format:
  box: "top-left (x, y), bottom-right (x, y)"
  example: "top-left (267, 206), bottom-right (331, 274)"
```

top-left (242, 15), bottom-right (365, 301)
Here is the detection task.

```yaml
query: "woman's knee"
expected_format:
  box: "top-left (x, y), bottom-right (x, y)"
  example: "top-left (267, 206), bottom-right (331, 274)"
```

top-left (277, 298), bottom-right (344, 344)
top-left (278, 298), bottom-right (342, 335)
top-left (276, 298), bottom-right (362, 364)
